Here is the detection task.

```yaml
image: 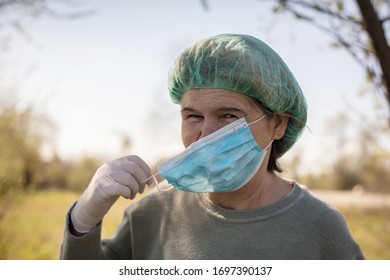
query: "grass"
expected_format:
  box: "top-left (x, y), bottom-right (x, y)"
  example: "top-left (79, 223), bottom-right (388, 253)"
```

top-left (0, 189), bottom-right (389, 260)
top-left (340, 207), bottom-right (390, 260)
top-left (0, 189), bottom-right (132, 260)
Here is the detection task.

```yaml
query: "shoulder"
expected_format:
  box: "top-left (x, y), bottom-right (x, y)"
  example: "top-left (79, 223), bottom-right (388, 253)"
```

top-left (296, 185), bottom-right (350, 231)
top-left (296, 184), bottom-right (364, 259)
top-left (297, 184), bottom-right (343, 217)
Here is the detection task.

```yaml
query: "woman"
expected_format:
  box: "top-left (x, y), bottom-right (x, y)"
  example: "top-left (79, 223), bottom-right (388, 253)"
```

top-left (61, 34), bottom-right (364, 259)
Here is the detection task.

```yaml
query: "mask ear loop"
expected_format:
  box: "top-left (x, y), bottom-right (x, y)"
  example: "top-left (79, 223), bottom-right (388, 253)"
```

top-left (263, 139), bottom-right (274, 150)
top-left (247, 115), bottom-right (275, 151)
top-left (142, 173), bottom-right (173, 192)
top-left (247, 114), bottom-right (267, 126)
top-left (249, 113), bottom-right (312, 135)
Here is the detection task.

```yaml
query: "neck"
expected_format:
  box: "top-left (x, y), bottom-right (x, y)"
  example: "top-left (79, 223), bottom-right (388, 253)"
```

top-left (207, 172), bottom-right (293, 210)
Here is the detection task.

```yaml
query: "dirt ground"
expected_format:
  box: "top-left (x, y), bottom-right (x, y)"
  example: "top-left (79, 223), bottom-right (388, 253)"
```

top-left (312, 188), bottom-right (390, 208)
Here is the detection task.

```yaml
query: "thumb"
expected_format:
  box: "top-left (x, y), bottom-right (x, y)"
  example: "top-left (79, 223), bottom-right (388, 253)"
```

top-left (107, 183), bottom-right (137, 199)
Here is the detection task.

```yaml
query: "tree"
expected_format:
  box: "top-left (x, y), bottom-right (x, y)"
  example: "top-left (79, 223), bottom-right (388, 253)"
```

top-left (66, 156), bottom-right (101, 192)
top-left (0, 99), bottom-right (54, 194)
top-left (38, 153), bottom-right (69, 190)
top-left (0, 0), bottom-right (93, 50)
top-left (0, 1), bottom-right (94, 195)
top-left (267, 0), bottom-right (390, 121)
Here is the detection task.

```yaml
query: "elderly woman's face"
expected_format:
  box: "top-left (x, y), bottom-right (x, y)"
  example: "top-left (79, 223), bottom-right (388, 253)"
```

top-left (180, 89), bottom-right (273, 149)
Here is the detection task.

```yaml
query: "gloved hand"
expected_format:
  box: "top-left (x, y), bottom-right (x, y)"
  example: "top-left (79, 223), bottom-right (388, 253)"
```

top-left (70, 155), bottom-right (154, 233)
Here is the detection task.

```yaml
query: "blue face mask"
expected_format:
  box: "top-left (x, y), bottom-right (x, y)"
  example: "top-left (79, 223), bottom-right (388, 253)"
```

top-left (157, 115), bottom-right (272, 193)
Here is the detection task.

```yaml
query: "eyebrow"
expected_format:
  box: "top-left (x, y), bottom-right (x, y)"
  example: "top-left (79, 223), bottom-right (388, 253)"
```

top-left (215, 107), bottom-right (246, 115)
top-left (181, 106), bottom-right (246, 115)
top-left (181, 107), bottom-right (199, 114)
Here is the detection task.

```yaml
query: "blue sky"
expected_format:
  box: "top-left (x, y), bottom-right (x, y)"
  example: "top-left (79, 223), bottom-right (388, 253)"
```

top-left (2, 0), bottom-right (379, 174)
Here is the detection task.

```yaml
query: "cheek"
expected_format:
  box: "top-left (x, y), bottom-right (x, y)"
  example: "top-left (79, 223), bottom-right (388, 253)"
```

top-left (181, 123), bottom-right (200, 148)
top-left (250, 126), bottom-right (270, 148)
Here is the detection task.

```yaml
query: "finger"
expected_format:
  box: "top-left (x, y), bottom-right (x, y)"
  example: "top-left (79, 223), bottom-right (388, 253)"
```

top-left (107, 156), bottom-right (153, 188)
top-left (109, 170), bottom-right (138, 187)
top-left (113, 173), bottom-right (141, 198)
top-left (124, 155), bottom-right (154, 185)
top-left (120, 158), bottom-right (153, 190)
top-left (110, 182), bottom-right (137, 200)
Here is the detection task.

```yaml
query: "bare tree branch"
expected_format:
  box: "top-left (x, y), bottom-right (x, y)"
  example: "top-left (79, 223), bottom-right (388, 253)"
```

top-left (277, 0), bottom-right (362, 25)
top-left (262, 0), bottom-right (390, 122)
top-left (356, 0), bottom-right (390, 109)
top-left (199, 0), bottom-right (209, 11)
top-left (188, 0), bottom-right (390, 123)
top-left (0, 0), bottom-right (95, 51)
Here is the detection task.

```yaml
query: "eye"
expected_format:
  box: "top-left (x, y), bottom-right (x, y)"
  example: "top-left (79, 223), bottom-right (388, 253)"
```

top-left (186, 114), bottom-right (203, 121)
top-left (223, 114), bottom-right (238, 119)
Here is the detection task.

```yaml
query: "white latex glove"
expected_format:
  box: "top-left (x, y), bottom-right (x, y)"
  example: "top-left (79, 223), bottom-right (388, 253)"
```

top-left (71, 155), bottom-right (154, 233)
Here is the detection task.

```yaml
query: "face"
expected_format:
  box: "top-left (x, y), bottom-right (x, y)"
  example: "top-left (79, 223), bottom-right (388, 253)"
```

top-left (180, 89), bottom-right (275, 149)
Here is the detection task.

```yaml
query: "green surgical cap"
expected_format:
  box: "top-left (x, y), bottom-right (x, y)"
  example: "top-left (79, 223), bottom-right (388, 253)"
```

top-left (168, 34), bottom-right (307, 158)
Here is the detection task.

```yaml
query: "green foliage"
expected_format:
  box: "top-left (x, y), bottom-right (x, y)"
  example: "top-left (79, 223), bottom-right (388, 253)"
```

top-left (66, 156), bottom-right (102, 192)
top-left (332, 157), bottom-right (363, 190)
top-left (37, 154), bottom-right (103, 193)
top-left (360, 149), bottom-right (390, 192)
top-left (38, 153), bottom-right (70, 190)
top-left (300, 150), bottom-right (390, 193)
top-left (0, 101), bottom-right (51, 195)
top-left (293, 112), bottom-right (390, 192)
top-left (0, 99), bottom-right (102, 195)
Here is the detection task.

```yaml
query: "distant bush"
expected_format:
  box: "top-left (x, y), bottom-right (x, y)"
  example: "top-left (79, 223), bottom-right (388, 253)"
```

top-left (0, 100), bottom-right (53, 195)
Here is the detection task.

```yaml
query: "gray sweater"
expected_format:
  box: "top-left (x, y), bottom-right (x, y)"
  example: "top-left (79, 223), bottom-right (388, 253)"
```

top-left (60, 183), bottom-right (364, 260)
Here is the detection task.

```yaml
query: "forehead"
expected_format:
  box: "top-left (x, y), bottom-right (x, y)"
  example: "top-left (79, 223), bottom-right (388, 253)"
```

top-left (181, 89), bottom-right (257, 111)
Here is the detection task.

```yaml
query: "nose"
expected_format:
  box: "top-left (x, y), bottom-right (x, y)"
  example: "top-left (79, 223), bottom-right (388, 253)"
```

top-left (199, 119), bottom-right (225, 139)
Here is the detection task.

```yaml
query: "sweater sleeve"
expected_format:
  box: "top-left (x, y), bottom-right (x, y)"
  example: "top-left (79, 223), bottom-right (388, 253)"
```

top-left (60, 202), bottom-right (132, 260)
top-left (60, 202), bottom-right (104, 260)
top-left (101, 211), bottom-right (133, 259)
top-left (315, 207), bottom-right (365, 260)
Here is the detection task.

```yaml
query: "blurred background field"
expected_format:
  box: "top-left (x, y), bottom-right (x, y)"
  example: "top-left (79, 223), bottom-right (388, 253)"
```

top-left (0, 188), bottom-right (389, 260)
top-left (0, 189), bottom-right (130, 260)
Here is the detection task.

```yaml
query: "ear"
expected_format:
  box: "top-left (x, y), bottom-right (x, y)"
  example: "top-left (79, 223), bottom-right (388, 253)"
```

top-left (271, 115), bottom-right (289, 140)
